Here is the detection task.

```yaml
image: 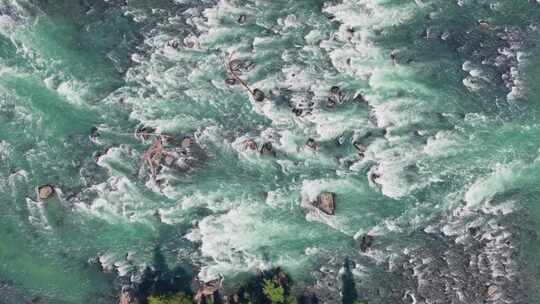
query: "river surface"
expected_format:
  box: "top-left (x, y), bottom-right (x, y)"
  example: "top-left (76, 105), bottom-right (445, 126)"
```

top-left (1, 0), bottom-right (540, 303)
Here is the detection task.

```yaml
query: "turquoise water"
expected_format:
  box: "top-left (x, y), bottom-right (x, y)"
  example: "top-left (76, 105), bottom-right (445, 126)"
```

top-left (1, 0), bottom-right (540, 303)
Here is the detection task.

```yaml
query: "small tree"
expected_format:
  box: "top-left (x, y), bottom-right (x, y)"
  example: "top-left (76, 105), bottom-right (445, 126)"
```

top-left (263, 279), bottom-right (285, 303)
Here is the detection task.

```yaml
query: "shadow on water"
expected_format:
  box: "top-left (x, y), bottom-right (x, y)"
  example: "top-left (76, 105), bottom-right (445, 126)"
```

top-left (341, 258), bottom-right (357, 304)
top-left (132, 245), bottom-right (196, 300)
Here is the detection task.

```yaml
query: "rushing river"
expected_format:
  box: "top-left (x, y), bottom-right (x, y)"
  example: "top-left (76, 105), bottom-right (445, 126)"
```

top-left (1, 0), bottom-right (540, 303)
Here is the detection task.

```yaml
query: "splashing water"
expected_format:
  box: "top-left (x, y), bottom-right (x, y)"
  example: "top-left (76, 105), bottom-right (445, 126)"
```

top-left (1, 0), bottom-right (540, 303)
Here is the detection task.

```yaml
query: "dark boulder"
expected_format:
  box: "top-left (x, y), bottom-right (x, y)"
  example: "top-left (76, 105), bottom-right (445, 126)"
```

top-left (359, 234), bottom-right (374, 252)
top-left (260, 142), bottom-right (275, 156)
top-left (253, 89), bottom-right (265, 102)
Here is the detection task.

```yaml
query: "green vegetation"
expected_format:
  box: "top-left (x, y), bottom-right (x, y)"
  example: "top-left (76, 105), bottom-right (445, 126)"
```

top-left (147, 292), bottom-right (195, 304)
top-left (262, 279), bottom-right (297, 304)
top-left (263, 279), bottom-right (285, 303)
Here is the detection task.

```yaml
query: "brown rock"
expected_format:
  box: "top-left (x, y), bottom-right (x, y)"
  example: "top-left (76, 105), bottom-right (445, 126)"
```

top-left (314, 192), bottom-right (336, 215)
top-left (243, 139), bottom-right (258, 150)
top-left (118, 289), bottom-right (139, 304)
top-left (195, 278), bottom-right (221, 304)
top-left (37, 185), bottom-right (55, 201)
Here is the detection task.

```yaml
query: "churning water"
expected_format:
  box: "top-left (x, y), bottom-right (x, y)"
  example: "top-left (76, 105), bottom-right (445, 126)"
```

top-left (1, 0), bottom-right (540, 303)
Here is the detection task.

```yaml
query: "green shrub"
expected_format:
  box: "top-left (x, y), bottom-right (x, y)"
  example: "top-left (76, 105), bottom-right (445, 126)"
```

top-left (262, 279), bottom-right (298, 304)
top-left (284, 294), bottom-right (298, 304)
top-left (147, 292), bottom-right (195, 304)
top-left (263, 279), bottom-right (285, 303)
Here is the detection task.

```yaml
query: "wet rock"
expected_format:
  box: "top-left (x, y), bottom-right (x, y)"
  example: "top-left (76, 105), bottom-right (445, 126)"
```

top-left (225, 78), bottom-right (237, 85)
top-left (167, 40), bottom-right (179, 49)
top-left (306, 138), bottom-right (319, 150)
top-left (253, 89), bottom-right (265, 102)
top-left (37, 185), bottom-right (55, 201)
top-left (468, 226), bottom-right (480, 236)
top-left (353, 92), bottom-right (366, 103)
top-left (353, 141), bottom-right (367, 153)
top-left (181, 136), bottom-right (194, 149)
top-left (164, 155), bottom-right (175, 166)
top-left (118, 288), bottom-right (140, 304)
top-left (369, 169), bottom-right (381, 183)
top-left (195, 278), bottom-right (221, 304)
top-left (292, 108), bottom-right (303, 116)
top-left (135, 126), bottom-right (155, 140)
top-left (260, 142), bottom-right (275, 156)
top-left (243, 139), bottom-right (258, 150)
top-left (90, 126), bottom-right (99, 139)
top-left (229, 59), bottom-right (244, 73)
top-left (314, 192), bottom-right (336, 215)
top-left (327, 86), bottom-right (343, 106)
top-left (359, 234), bottom-right (374, 252)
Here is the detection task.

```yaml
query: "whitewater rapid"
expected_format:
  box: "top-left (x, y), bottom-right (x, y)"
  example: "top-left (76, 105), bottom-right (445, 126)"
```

top-left (0, 0), bottom-right (539, 303)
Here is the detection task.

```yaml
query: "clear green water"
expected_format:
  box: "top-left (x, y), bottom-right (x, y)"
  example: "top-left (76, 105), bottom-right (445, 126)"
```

top-left (1, 0), bottom-right (540, 303)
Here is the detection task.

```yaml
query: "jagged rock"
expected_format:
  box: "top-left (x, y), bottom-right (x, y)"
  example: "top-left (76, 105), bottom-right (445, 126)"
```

top-left (243, 139), bottom-right (258, 150)
top-left (353, 92), bottom-right (366, 103)
top-left (253, 89), bottom-right (265, 102)
top-left (181, 136), bottom-right (194, 149)
top-left (469, 226), bottom-right (480, 236)
top-left (118, 288), bottom-right (140, 304)
top-left (306, 138), bottom-right (319, 150)
top-left (260, 142), bottom-right (275, 156)
top-left (314, 192), bottom-right (336, 215)
top-left (167, 40), bottom-right (179, 49)
top-left (37, 185), bottom-right (55, 201)
top-left (359, 234), bottom-right (374, 252)
top-left (195, 278), bottom-right (221, 304)
top-left (327, 86), bottom-right (344, 106)
top-left (136, 126), bottom-right (155, 140)
top-left (164, 155), bottom-right (175, 166)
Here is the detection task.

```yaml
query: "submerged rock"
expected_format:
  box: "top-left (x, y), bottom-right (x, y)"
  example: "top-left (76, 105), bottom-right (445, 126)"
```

top-left (225, 78), bottom-right (237, 85)
top-left (37, 185), bottom-right (55, 201)
top-left (237, 15), bottom-right (247, 24)
top-left (314, 192), bottom-right (336, 215)
top-left (253, 89), bottom-right (265, 102)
